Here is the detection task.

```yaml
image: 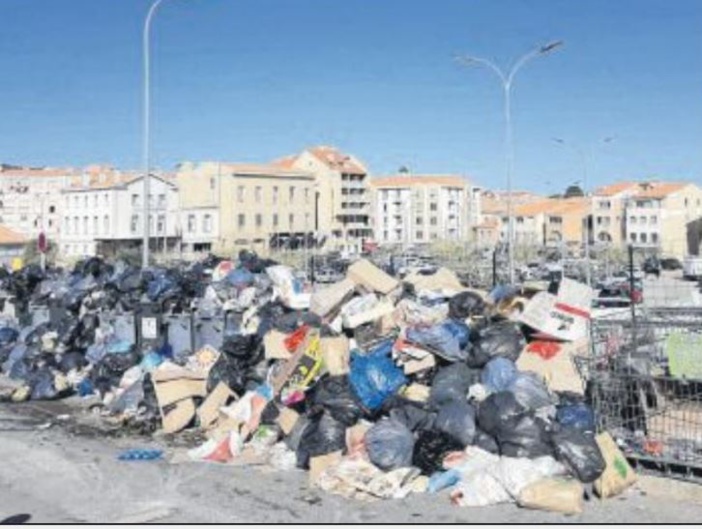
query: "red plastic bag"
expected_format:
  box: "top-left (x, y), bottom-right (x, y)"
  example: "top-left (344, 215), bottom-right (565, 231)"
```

top-left (284, 325), bottom-right (309, 353)
top-left (526, 341), bottom-right (561, 360)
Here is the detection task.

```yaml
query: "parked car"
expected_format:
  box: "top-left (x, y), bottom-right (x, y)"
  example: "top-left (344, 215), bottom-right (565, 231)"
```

top-left (314, 268), bottom-right (342, 284)
top-left (661, 257), bottom-right (683, 271)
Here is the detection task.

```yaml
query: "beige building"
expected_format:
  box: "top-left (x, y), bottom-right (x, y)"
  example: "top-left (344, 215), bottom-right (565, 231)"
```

top-left (176, 162), bottom-right (316, 256)
top-left (591, 182), bottom-right (640, 246)
top-left (478, 190), bottom-right (545, 248)
top-left (370, 175), bottom-right (474, 246)
top-left (276, 146), bottom-right (371, 256)
top-left (621, 182), bottom-right (702, 258)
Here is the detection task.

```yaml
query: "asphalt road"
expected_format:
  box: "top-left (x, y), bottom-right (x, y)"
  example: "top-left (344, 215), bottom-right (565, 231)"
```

top-left (2, 401), bottom-right (702, 523)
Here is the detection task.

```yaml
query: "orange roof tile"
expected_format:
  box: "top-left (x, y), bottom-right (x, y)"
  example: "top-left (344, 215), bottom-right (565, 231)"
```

top-left (223, 163), bottom-right (314, 179)
top-left (480, 190), bottom-right (545, 214)
top-left (0, 224), bottom-right (26, 245)
top-left (0, 167), bottom-right (78, 178)
top-left (272, 155), bottom-right (298, 169)
top-left (514, 197), bottom-right (589, 217)
top-left (308, 146), bottom-right (367, 174)
top-left (593, 182), bottom-right (638, 197)
top-left (633, 182), bottom-right (688, 199)
top-left (371, 174), bottom-right (468, 188)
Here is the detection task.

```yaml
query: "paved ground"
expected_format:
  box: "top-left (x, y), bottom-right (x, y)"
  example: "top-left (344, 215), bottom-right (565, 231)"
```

top-left (2, 401), bottom-right (702, 523)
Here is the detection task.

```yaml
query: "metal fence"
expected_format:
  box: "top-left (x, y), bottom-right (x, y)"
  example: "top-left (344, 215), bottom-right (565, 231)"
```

top-left (587, 308), bottom-right (702, 481)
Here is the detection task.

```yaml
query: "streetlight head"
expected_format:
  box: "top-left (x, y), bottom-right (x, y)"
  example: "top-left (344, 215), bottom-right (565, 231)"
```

top-left (603, 136), bottom-right (616, 143)
top-left (539, 40), bottom-right (564, 54)
top-left (552, 137), bottom-right (565, 144)
top-left (454, 55), bottom-right (476, 66)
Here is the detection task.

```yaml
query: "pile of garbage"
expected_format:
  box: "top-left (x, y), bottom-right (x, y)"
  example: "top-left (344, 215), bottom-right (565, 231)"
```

top-left (0, 254), bottom-right (638, 514)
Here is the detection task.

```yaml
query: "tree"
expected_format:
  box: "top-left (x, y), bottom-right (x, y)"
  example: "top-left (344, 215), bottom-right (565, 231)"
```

top-left (564, 184), bottom-right (584, 198)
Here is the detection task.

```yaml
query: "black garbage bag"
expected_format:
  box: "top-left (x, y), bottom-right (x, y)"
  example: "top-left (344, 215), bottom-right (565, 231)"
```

top-left (365, 418), bottom-right (415, 471)
top-left (552, 426), bottom-right (606, 483)
top-left (58, 351), bottom-right (86, 373)
top-left (27, 368), bottom-right (65, 400)
top-left (206, 354), bottom-right (249, 395)
top-left (388, 399), bottom-right (437, 432)
top-left (296, 411), bottom-right (347, 469)
top-left (412, 429), bottom-right (464, 475)
top-left (91, 351), bottom-right (140, 394)
top-left (473, 428), bottom-right (500, 454)
top-left (221, 333), bottom-right (260, 359)
top-left (311, 375), bottom-right (362, 427)
top-left (140, 373), bottom-right (161, 420)
top-left (57, 319), bottom-right (83, 347)
top-left (434, 400), bottom-right (477, 447)
top-left (507, 372), bottom-right (555, 411)
top-left (448, 291), bottom-right (486, 320)
top-left (478, 392), bottom-right (553, 458)
top-left (239, 250), bottom-right (278, 274)
top-left (429, 363), bottom-right (480, 407)
top-left (62, 289), bottom-right (87, 314)
top-left (467, 321), bottom-right (525, 368)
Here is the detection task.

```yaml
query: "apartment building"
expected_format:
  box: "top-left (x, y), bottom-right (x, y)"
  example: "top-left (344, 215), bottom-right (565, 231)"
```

top-left (370, 175), bottom-right (473, 246)
top-left (276, 146), bottom-right (371, 256)
top-left (478, 190), bottom-right (545, 248)
top-left (60, 171), bottom-right (179, 259)
top-left (622, 182), bottom-right (702, 258)
top-left (0, 224), bottom-right (26, 269)
top-left (0, 165), bottom-right (78, 242)
top-left (176, 162), bottom-right (316, 256)
top-left (591, 182), bottom-right (640, 246)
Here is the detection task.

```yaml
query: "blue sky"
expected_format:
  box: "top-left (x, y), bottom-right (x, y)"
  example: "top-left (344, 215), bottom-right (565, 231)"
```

top-left (1, 0), bottom-right (701, 194)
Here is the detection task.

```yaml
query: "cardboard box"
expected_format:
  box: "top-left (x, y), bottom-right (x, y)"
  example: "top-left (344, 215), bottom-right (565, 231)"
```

top-left (346, 259), bottom-right (399, 296)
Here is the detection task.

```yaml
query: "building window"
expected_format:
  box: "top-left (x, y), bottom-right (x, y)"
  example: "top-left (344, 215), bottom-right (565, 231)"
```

top-left (289, 213), bottom-right (294, 228)
top-left (83, 216), bottom-right (88, 234)
top-left (305, 212), bottom-right (310, 227)
top-left (416, 217), bottom-right (423, 225)
top-left (157, 215), bottom-right (165, 233)
top-left (93, 216), bottom-right (98, 234)
top-left (186, 214), bottom-right (195, 233)
top-left (641, 233), bottom-right (648, 243)
top-left (132, 194), bottom-right (139, 207)
top-left (685, 198), bottom-right (689, 207)
top-left (639, 216), bottom-right (646, 225)
top-left (158, 194), bottom-right (166, 208)
top-left (203, 214), bottom-right (212, 233)
top-left (73, 216), bottom-right (79, 233)
top-left (430, 217), bottom-right (438, 226)
top-left (104, 216), bottom-right (109, 234)
top-left (273, 214), bottom-right (279, 227)
top-left (93, 195), bottom-right (98, 207)
top-left (210, 177), bottom-right (216, 190)
top-left (652, 233), bottom-right (659, 244)
top-left (255, 214), bottom-right (262, 227)
top-left (104, 193), bottom-right (109, 206)
top-left (49, 205), bottom-right (55, 214)
top-left (629, 216), bottom-right (636, 224)
top-left (289, 186), bottom-right (295, 203)
top-left (84, 196), bottom-right (88, 208)
top-left (255, 186), bottom-right (262, 203)
top-left (630, 233), bottom-right (637, 242)
top-left (430, 203), bottom-right (438, 211)
top-left (130, 215), bottom-right (139, 233)
top-left (237, 186), bottom-right (245, 203)
top-left (273, 186), bottom-right (279, 204)
top-left (383, 230), bottom-right (388, 240)
top-left (304, 188), bottom-right (310, 204)
top-left (416, 231), bottom-right (424, 239)
top-left (238, 214), bottom-right (245, 228)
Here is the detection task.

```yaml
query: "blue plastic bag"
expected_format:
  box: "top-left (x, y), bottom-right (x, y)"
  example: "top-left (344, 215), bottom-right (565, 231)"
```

top-left (349, 342), bottom-right (406, 411)
top-left (225, 267), bottom-right (255, 289)
top-left (481, 357), bottom-right (518, 393)
top-left (557, 403), bottom-right (595, 432)
top-left (489, 284), bottom-right (518, 304)
top-left (406, 324), bottom-right (465, 362)
top-left (427, 468), bottom-right (461, 493)
top-left (442, 319), bottom-right (470, 349)
top-left (118, 448), bottom-right (163, 462)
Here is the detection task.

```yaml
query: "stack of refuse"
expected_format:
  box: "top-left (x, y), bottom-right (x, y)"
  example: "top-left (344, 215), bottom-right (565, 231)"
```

top-left (0, 253), bottom-right (638, 513)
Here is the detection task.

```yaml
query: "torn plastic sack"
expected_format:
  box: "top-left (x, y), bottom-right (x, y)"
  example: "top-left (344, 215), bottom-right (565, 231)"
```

top-left (467, 322), bottom-right (526, 368)
top-left (365, 418), bottom-right (415, 471)
top-left (311, 375), bottom-right (362, 427)
top-left (552, 426), bottom-right (606, 483)
top-left (349, 341), bottom-right (406, 412)
top-left (412, 429), bottom-right (464, 475)
top-left (427, 468), bottom-right (461, 493)
top-left (28, 369), bottom-right (63, 400)
top-left (481, 357), bottom-right (518, 393)
top-left (473, 428), bottom-right (500, 454)
top-left (557, 403), bottom-right (595, 433)
top-left (429, 363), bottom-right (480, 407)
top-left (0, 327), bottom-right (18, 346)
top-left (448, 291), bottom-right (486, 320)
top-left (405, 323), bottom-right (465, 363)
top-left (296, 411), bottom-right (347, 469)
top-left (506, 372), bottom-right (555, 411)
top-left (434, 400), bottom-right (476, 447)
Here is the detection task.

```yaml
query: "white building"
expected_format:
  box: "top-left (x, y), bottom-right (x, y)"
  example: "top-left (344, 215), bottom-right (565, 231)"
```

top-left (60, 172), bottom-right (180, 259)
top-left (0, 165), bottom-right (78, 243)
top-left (370, 175), bottom-right (474, 246)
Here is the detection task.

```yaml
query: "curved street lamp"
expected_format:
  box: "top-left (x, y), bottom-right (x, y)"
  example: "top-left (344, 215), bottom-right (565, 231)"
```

top-left (456, 40), bottom-right (564, 284)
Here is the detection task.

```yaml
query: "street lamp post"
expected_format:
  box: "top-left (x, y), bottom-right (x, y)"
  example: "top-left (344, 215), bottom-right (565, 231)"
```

top-left (456, 41), bottom-right (563, 284)
top-left (142, 0), bottom-right (171, 269)
top-left (552, 136), bottom-right (615, 287)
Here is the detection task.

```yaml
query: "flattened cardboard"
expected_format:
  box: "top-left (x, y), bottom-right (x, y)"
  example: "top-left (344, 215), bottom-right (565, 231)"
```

top-left (403, 355), bottom-right (436, 375)
top-left (197, 382), bottom-right (238, 429)
top-left (321, 336), bottom-right (350, 376)
top-left (310, 278), bottom-right (356, 318)
top-left (162, 398), bottom-right (196, 434)
top-left (516, 343), bottom-right (585, 396)
top-left (276, 407), bottom-right (300, 436)
top-left (346, 259), bottom-right (399, 295)
top-left (152, 362), bottom-right (206, 383)
top-left (154, 378), bottom-right (208, 408)
top-left (264, 329), bottom-right (293, 360)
